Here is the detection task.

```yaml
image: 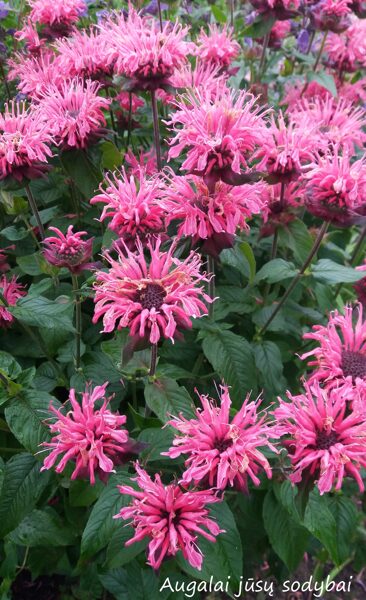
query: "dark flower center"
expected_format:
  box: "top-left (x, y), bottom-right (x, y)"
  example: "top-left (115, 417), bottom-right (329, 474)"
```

top-left (137, 283), bottom-right (166, 310)
top-left (55, 247), bottom-right (85, 265)
top-left (341, 349), bottom-right (366, 381)
top-left (215, 437), bottom-right (233, 453)
top-left (315, 429), bottom-right (339, 450)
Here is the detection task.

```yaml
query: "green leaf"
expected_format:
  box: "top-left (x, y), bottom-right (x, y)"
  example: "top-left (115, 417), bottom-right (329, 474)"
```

top-left (81, 471), bottom-right (133, 558)
top-left (263, 490), bottom-right (309, 572)
top-left (138, 427), bottom-right (174, 462)
top-left (255, 259), bottom-right (298, 284)
top-left (177, 501), bottom-right (242, 589)
top-left (100, 141), bottom-right (124, 170)
top-left (307, 71), bottom-right (337, 97)
top-left (278, 218), bottom-right (313, 264)
top-left (144, 378), bottom-right (195, 422)
top-left (253, 341), bottom-right (286, 394)
top-left (0, 351), bottom-right (22, 379)
top-left (201, 330), bottom-right (257, 405)
top-left (311, 259), bottom-right (365, 284)
top-left (104, 529), bottom-right (147, 570)
top-left (9, 508), bottom-right (76, 547)
top-left (5, 390), bottom-right (58, 454)
top-left (61, 148), bottom-right (102, 199)
top-left (244, 14), bottom-right (275, 38)
top-left (1, 225), bottom-right (29, 241)
top-left (211, 5), bottom-right (227, 23)
top-left (99, 564), bottom-right (162, 600)
top-left (8, 295), bottom-right (75, 332)
top-left (238, 241), bottom-right (256, 283)
top-left (17, 253), bottom-right (55, 276)
top-left (304, 491), bottom-right (357, 565)
top-left (0, 453), bottom-right (50, 537)
top-left (69, 479), bottom-right (104, 507)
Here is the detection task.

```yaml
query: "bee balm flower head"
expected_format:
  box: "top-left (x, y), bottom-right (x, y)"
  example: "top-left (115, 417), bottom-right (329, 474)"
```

top-left (0, 275), bottom-right (26, 328)
top-left (93, 237), bottom-right (212, 344)
top-left (194, 24), bottom-right (241, 70)
top-left (28, 0), bottom-right (86, 30)
top-left (41, 383), bottom-right (131, 485)
top-left (114, 462), bottom-right (224, 570)
top-left (165, 385), bottom-right (276, 492)
top-left (274, 381), bottom-right (366, 494)
top-left (166, 86), bottom-right (270, 187)
top-left (43, 226), bottom-right (94, 273)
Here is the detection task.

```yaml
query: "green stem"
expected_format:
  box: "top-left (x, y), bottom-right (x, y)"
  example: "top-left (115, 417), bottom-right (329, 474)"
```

top-left (207, 255), bottom-right (215, 319)
top-left (229, 0), bottom-right (234, 27)
top-left (149, 343), bottom-right (158, 377)
top-left (25, 184), bottom-right (45, 240)
top-left (259, 221), bottom-right (329, 335)
top-left (257, 31), bottom-right (270, 81)
top-left (0, 62), bottom-right (11, 101)
top-left (71, 274), bottom-right (82, 370)
top-left (301, 30), bottom-right (328, 96)
top-left (126, 92), bottom-right (132, 151)
top-left (151, 90), bottom-right (162, 171)
top-left (157, 0), bottom-right (163, 31)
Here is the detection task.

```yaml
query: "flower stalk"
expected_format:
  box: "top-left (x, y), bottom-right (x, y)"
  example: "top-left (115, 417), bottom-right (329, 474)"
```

top-left (151, 90), bottom-right (162, 171)
top-left (259, 220), bottom-right (329, 335)
top-left (25, 184), bottom-right (45, 240)
top-left (71, 274), bottom-right (82, 370)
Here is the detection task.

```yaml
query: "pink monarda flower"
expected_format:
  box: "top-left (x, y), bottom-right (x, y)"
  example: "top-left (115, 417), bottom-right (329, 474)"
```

top-left (301, 303), bottom-right (366, 393)
top-left (125, 149), bottom-right (157, 177)
top-left (325, 19), bottom-right (366, 72)
top-left (283, 79), bottom-right (331, 109)
top-left (43, 226), bottom-right (94, 273)
top-left (54, 27), bottom-right (111, 80)
top-left (0, 275), bottom-right (26, 328)
top-left (0, 102), bottom-right (52, 181)
top-left (310, 0), bottom-right (352, 33)
top-left (28, 0), bottom-right (85, 27)
top-left (250, 0), bottom-right (300, 19)
top-left (90, 168), bottom-right (164, 247)
top-left (194, 24), bottom-right (240, 69)
top-left (290, 96), bottom-right (366, 153)
top-left (8, 51), bottom-right (65, 100)
top-left (267, 20), bottom-right (292, 49)
top-left (156, 61), bottom-right (227, 105)
top-left (274, 381), bottom-right (366, 494)
top-left (93, 237), bottom-right (212, 344)
top-left (160, 171), bottom-right (267, 256)
top-left (254, 111), bottom-right (314, 182)
top-left (15, 20), bottom-right (45, 54)
top-left (303, 148), bottom-right (366, 226)
top-left (164, 386), bottom-right (275, 492)
top-left (116, 92), bottom-right (144, 113)
top-left (38, 79), bottom-right (110, 149)
top-left (114, 462), bottom-right (223, 570)
top-left (259, 181), bottom-right (302, 237)
top-left (40, 383), bottom-right (130, 485)
top-left (99, 7), bottom-right (191, 91)
top-left (166, 86), bottom-right (270, 185)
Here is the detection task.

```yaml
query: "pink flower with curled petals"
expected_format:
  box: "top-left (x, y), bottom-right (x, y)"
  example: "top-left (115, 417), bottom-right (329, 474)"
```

top-left (166, 86), bottom-right (270, 183)
top-left (283, 79), bottom-right (331, 109)
top-left (310, 0), bottom-right (352, 32)
top-left (125, 149), bottom-right (157, 177)
top-left (114, 462), bottom-right (224, 570)
top-left (303, 148), bottom-right (366, 226)
top-left (15, 20), bottom-right (45, 54)
top-left (116, 92), bottom-right (144, 113)
top-left (267, 20), bottom-right (292, 49)
top-left (8, 51), bottom-right (65, 100)
top-left (194, 24), bottom-right (240, 69)
top-left (274, 381), bottom-right (366, 494)
top-left (0, 101), bottom-right (52, 181)
top-left (54, 27), bottom-right (111, 80)
top-left (301, 304), bottom-right (366, 396)
top-left (40, 383), bottom-right (131, 485)
top-left (90, 168), bottom-right (164, 247)
top-left (254, 111), bottom-right (315, 182)
top-left (156, 61), bottom-right (227, 105)
top-left (325, 19), bottom-right (366, 72)
top-left (290, 96), bottom-right (366, 154)
top-left (99, 7), bottom-right (191, 91)
top-left (28, 0), bottom-right (85, 27)
top-left (160, 170), bottom-right (267, 256)
top-left (250, 0), bottom-right (300, 19)
top-left (164, 385), bottom-right (276, 492)
top-left (43, 226), bottom-right (94, 273)
top-left (93, 237), bottom-right (212, 344)
top-left (0, 275), bottom-right (26, 328)
top-left (38, 78), bottom-right (110, 149)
